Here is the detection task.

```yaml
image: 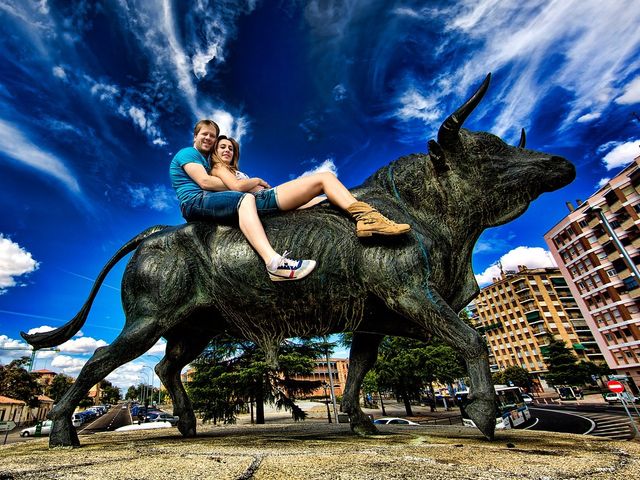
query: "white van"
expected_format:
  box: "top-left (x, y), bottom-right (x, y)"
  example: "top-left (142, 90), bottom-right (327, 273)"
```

top-left (72, 413), bottom-right (84, 427)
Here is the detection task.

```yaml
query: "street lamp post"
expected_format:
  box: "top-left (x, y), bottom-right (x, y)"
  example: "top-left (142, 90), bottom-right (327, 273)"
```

top-left (323, 336), bottom-right (339, 423)
top-left (141, 366), bottom-right (156, 407)
top-left (144, 354), bottom-right (163, 406)
top-left (321, 382), bottom-right (332, 423)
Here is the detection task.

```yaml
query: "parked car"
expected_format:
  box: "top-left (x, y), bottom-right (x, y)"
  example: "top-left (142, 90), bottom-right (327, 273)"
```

top-left (372, 417), bottom-right (420, 426)
top-left (606, 392), bottom-right (640, 404)
top-left (521, 393), bottom-right (534, 404)
top-left (78, 410), bottom-right (96, 422)
top-left (72, 413), bottom-right (84, 427)
top-left (143, 410), bottom-right (164, 423)
top-left (20, 420), bottom-right (53, 437)
top-left (147, 413), bottom-right (179, 426)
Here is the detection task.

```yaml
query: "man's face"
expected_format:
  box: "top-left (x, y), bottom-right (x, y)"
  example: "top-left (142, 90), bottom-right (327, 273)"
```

top-left (193, 125), bottom-right (218, 155)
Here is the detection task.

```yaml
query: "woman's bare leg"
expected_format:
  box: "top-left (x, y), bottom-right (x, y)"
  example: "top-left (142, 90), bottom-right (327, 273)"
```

top-left (237, 195), bottom-right (278, 264)
top-left (276, 172), bottom-right (410, 238)
top-left (276, 172), bottom-right (356, 211)
top-left (297, 195), bottom-right (327, 210)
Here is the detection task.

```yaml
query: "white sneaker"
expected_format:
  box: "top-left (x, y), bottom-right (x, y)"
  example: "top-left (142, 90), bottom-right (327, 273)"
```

top-left (267, 252), bottom-right (316, 282)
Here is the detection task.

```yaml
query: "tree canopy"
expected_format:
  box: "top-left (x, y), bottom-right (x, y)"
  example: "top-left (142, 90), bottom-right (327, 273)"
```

top-left (186, 336), bottom-right (325, 424)
top-left (372, 337), bottom-right (466, 415)
top-left (47, 373), bottom-right (74, 403)
top-left (492, 366), bottom-right (534, 391)
top-left (544, 337), bottom-right (605, 387)
top-left (0, 357), bottom-right (41, 408)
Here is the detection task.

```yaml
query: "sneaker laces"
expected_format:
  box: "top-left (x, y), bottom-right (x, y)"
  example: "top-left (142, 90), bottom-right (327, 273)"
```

top-left (278, 250), bottom-right (299, 268)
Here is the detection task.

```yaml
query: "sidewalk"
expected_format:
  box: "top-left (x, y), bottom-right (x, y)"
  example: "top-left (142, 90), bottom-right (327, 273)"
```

top-left (235, 399), bottom-right (462, 425)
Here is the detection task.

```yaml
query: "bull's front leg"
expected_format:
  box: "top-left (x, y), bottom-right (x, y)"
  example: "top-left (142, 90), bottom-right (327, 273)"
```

top-left (341, 332), bottom-right (383, 435)
top-left (390, 287), bottom-right (496, 440)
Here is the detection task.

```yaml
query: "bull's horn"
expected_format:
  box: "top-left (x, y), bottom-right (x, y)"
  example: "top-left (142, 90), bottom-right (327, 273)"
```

top-left (518, 128), bottom-right (526, 148)
top-left (437, 73), bottom-right (491, 148)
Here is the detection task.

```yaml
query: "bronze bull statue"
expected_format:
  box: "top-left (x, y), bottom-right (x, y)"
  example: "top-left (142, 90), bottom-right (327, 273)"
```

top-left (22, 74), bottom-right (575, 447)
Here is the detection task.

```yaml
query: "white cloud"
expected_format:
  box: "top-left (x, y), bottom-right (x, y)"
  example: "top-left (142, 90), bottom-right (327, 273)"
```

top-left (126, 184), bottom-right (175, 211)
top-left (90, 82), bottom-right (119, 102)
top-left (0, 234), bottom-right (39, 294)
top-left (600, 140), bottom-right (640, 170)
top-left (0, 335), bottom-right (32, 364)
top-left (145, 339), bottom-right (167, 357)
top-left (596, 177), bottom-right (611, 189)
top-left (52, 65), bottom-right (67, 80)
top-left (50, 354), bottom-right (86, 375)
top-left (192, 43), bottom-right (223, 79)
top-left (615, 76), bottom-right (640, 105)
top-left (421, 0), bottom-right (640, 137)
top-left (299, 159), bottom-right (338, 178)
top-left (0, 118), bottom-right (81, 194)
top-left (27, 325), bottom-right (55, 335)
top-left (333, 84), bottom-right (347, 102)
top-left (475, 246), bottom-right (556, 286)
top-left (393, 7), bottom-right (421, 18)
top-left (58, 336), bottom-right (108, 354)
top-left (576, 112), bottom-right (601, 123)
top-left (212, 109), bottom-right (248, 142)
top-left (395, 87), bottom-right (442, 123)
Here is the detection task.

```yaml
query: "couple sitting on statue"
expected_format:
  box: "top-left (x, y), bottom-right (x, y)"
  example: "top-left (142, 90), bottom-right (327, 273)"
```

top-left (169, 119), bottom-right (410, 282)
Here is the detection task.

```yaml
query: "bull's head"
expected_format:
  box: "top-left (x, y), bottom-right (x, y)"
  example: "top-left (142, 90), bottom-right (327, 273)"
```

top-left (426, 73), bottom-right (575, 228)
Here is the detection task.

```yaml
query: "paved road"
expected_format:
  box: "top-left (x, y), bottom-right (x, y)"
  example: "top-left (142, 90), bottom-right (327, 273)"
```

top-left (528, 405), bottom-right (639, 440)
top-left (1, 404), bottom-right (133, 445)
top-left (78, 404), bottom-right (132, 435)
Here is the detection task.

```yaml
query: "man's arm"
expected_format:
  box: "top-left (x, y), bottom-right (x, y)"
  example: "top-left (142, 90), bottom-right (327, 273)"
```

top-left (211, 164), bottom-right (271, 192)
top-left (183, 163), bottom-right (228, 191)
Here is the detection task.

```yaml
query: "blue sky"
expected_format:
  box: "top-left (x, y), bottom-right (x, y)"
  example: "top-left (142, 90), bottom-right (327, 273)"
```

top-left (1, 0), bottom-right (639, 391)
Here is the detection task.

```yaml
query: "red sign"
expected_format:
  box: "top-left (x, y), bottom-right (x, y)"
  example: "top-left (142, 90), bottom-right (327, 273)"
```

top-left (607, 380), bottom-right (624, 393)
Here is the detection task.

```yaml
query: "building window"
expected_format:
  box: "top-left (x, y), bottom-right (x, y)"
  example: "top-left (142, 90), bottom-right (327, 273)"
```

top-left (623, 276), bottom-right (639, 290)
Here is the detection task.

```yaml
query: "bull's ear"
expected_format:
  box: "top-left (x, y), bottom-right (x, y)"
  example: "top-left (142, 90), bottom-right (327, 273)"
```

top-left (428, 140), bottom-right (450, 174)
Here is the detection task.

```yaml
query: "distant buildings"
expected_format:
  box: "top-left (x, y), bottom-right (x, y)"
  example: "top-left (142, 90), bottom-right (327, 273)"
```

top-left (470, 266), bottom-right (603, 392)
top-left (290, 358), bottom-right (349, 398)
top-left (545, 156), bottom-right (640, 389)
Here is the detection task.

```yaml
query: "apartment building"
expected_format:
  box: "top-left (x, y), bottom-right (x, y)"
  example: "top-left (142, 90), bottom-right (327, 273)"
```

top-left (470, 266), bottom-right (603, 392)
top-left (545, 156), bottom-right (640, 388)
top-left (290, 358), bottom-right (349, 398)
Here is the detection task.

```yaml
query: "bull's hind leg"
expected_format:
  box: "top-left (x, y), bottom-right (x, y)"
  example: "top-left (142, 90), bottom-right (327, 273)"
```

top-left (390, 288), bottom-right (496, 440)
top-left (156, 333), bottom-right (212, 437)
top-left (48, 319), bottom-right (164, 447)
top-left (341, 332), bottom-right (383, 435)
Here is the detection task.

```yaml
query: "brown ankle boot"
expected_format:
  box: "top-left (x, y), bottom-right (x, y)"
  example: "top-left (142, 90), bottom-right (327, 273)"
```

top-left (346, 201), bottom-right (411, 237)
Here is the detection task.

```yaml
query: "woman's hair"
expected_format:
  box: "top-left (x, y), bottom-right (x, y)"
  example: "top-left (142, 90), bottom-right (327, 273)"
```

top-left (212, 135), bottom-right (240, 172)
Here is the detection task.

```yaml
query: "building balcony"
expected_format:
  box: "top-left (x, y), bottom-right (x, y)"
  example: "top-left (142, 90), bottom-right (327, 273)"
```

top-left (550, 277), bottom-right (568, 287)
top-left (622, 216), bottom-right (635, 231)
top-left (561, 302), bottom-right (581, 310)
top-left (518, 294), bottom-right (535, 303)
top-left (533, 329), bottom-right (549, 337)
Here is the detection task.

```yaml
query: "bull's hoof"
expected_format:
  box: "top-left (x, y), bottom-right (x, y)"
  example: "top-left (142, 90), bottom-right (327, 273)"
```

top-left (351, 419), bottom-right (379, 436)
top-left (465, 395), bottom-right (496, 440)
top-left (49, 421), bottom-right (80, 448)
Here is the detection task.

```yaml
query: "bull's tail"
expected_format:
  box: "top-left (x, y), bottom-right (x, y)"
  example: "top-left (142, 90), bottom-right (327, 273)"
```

top-left (20, 225), bottom-right (171, 349)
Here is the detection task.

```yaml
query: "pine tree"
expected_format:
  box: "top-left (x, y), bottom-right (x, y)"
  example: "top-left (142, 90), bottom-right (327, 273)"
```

top-left (544, 337), bottom-right (588, 387)
top-left (186, 336), bottom-right (324, 424)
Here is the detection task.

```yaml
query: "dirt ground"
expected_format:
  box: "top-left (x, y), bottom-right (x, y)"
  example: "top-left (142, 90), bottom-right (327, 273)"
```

top-left (1, 422), bottom-right (639, 480)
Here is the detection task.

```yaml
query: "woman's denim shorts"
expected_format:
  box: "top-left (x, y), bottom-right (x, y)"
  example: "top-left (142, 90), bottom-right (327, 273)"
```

top-left (181, 188), bottom-right (280, 223)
